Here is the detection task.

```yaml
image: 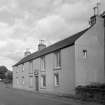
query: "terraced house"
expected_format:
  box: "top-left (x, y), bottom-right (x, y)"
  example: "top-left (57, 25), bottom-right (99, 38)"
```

top-left (13, 12), bottom-right (105, 95)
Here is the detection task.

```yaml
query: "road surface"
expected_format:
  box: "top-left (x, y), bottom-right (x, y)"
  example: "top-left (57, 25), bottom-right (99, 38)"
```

top-left (0, 86), bottom-right (102, 105)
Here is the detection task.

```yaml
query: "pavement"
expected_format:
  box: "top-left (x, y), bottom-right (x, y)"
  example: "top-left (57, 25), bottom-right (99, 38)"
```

top-left (0, 83), bottom-right (102, 105)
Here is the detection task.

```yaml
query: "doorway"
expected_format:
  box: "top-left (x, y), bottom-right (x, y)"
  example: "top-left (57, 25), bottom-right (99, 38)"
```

top-left (35, 76), bottom-right (39, 91)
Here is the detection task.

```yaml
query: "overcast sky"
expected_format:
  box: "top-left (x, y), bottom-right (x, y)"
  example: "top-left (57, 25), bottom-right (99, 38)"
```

top-left (0, 0), bottom-right (104, 70)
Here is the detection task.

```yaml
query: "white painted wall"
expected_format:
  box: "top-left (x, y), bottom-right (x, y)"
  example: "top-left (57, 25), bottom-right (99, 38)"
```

top-left (39, 46), bottom-right (75, 95)
top-left (75, 16), bottom-right (105, 86)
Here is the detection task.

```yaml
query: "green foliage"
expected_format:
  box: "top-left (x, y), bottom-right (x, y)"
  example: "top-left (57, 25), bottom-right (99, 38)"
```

top-left (0, 66), bottom-right (8, 79)
top-left (0, 65), bottom-right (13, 83)
top-left (75, 83), bottom-right (105, 103)
top-left (5, 70), bottom-right (13, 83)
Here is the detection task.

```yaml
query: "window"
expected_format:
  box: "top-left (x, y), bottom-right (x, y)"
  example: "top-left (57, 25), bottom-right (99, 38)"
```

top-left (83, 49), bottom-right (87, 58)
top-left (29, 61), bottom-right (33, 73)
top-left (54, 73), bottom-right (59, 86)
top-left (22, 64), bottom-right (24, 72)
top-left (55, 51), bottom-right (61, 67)
top-left (41, 56), bottom-right (46, 71)
top-left (22, 76), bottom-right (24, 85)
top-left (16, 67), bottom-right (18, 73)
top-left (41, 75), bottom-right (46, 88)
top-left (16, 66), bottom-right (19, 73)
top-left (29, 77), bottom-right (33, 87)
top-left (16, 78), bottom-right (19, 85)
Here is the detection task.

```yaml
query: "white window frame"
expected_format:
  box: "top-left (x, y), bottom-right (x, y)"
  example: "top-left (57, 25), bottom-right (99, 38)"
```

top-left (29, 77), bottom-right (33, 87)
top-left (16, 78), bottom-right (19, 85)
top-left (55, 51), bottom-right (61, 67)
top-left (40, 75), bottom-right (46, 88)
top-left (83, 49), bottom-right (87, 58)
top-left (22, 64), bottom-right (24, 72)
top-left (54, 73), bottom-right (60, 86)
top-left (29, 61), bottom-right (33, 73)
top-left (15, 67), bottom-right (18, 73)
top-left (41, 56), bottom-right (46, 71)
top-left (22, 76), bottom-right (24, 85)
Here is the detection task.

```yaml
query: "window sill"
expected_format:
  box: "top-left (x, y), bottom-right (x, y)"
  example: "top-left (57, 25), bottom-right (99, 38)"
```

top-left (53, 67), bottom-right (61, 70)
top-left (28, 72), bottom-right (33, 74)
top-left (54, 85), bottom-right (60, 87)
top-left (40, 87), bottom-right (46, 89)
top-left (40, 69), bottom-right (46, 72)
top-left (29, 86), bottom-right (33, 88)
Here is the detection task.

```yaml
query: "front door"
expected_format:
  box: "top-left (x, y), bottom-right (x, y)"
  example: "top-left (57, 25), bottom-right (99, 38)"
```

top-left (35, 76), bottom-right (39, 91)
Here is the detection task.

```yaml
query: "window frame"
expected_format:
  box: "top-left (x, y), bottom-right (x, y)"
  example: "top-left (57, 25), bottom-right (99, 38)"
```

top-left (40, 56), bottom-right (46, 71)
top-left (29, 61), bottom-right (33, 74)
top-left (40, 75), bottom-right (46, 88)
top-left (22, 64), bottom-right (24, 72)
top-left (29, 77), bottom-right (33, 88)
top-left (22, 76), bottom-right (24, 85)
top-left (55, 50), bottom-right (61, 68)
top-left (54, 73), bottom-right (60, 86)
top-left (83, 49), bottom-right (87, 58)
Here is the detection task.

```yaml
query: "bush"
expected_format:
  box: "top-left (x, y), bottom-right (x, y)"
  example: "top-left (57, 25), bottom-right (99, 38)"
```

top-left (75, 83), bottom-right (105, 103)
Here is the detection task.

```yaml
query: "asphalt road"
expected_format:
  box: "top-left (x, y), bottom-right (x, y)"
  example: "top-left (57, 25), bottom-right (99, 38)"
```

top-left (0, 86), bottom-right (102, 105)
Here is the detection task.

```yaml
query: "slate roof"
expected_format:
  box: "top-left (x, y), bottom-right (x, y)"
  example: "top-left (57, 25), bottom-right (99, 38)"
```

top-left (13, 27), bottom-right (91, 67)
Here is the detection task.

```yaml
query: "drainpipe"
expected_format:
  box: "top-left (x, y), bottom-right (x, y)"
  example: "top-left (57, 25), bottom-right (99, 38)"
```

top-left (101, 12), bottom-right (105, 81)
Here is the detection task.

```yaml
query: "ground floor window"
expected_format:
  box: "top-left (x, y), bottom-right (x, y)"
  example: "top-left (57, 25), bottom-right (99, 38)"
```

top-left (40, 75), bottom-right (46, 88)
top-left (16, 78), bottom-right (19, 85)
top-left (29, 77), bottom-right (33, 87)
top-left (22, 76), bottom-right (24, 85)
top-left (54, 73), bottom-right (60, 86)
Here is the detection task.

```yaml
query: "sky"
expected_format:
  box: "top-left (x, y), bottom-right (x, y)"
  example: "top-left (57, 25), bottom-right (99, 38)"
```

top-left (0, 0), bottom-right (104, 70)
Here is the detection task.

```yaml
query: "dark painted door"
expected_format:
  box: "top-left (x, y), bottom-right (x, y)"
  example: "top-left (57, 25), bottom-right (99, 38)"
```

top-left (35, 76), bottom-right (39, 91)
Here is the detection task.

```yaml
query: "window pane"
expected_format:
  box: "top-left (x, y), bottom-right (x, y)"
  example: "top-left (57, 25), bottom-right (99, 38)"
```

top-left (29, 61), bottom-right (33, 73)
top-left (29, 77), bottom-right (33, 87)
top-left (22, 64), bottom-right (24, 72)
top-left (41, 56), bottom-right (46, 70)
top-left (54, 73), bottom-right (59, 86)
top-left (83, 49), bottom-right (87, 58)
top-left (55, 51), bottom-right (61, 67)
top-left (41, 75), bottom-right (46, 87)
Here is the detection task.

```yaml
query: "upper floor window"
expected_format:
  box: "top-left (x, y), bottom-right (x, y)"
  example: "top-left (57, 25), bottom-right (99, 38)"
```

top-left (15, 67), bottom-right (18, 73)
top-left (41, 56), bottom-right (46, 71)
top-left (22, 64), bottom-right (24, 72)
top-left (16, 66), bottom-right (19, 73)
top-left (83, 49), bottom-right (87, 58)
top-left (29, 61), bottom-right (33, 73)
top-left (55, 51), bottom-right (61, 67)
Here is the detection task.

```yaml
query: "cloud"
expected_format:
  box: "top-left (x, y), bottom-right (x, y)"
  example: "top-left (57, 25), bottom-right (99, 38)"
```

top-left (0, 22), bottom-right (14, 40)
top-left (32, 15), bottom-right (70, 42)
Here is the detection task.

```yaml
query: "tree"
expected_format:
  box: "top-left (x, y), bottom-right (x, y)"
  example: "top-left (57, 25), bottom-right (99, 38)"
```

top-left (5, 70), bottom-right (13, 82)
top-left (0, 66), bottom-right (8, 79)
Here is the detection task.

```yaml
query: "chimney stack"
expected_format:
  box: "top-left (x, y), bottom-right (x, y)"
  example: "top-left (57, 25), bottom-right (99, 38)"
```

top-left (38, 40), bottom-right (46, 51)
top-left (89, 1), bottom-right (101, 26)
top-left (89, 15), bottom-right (96, 26)
top-left (24, 48), bottom-right (31, 57)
